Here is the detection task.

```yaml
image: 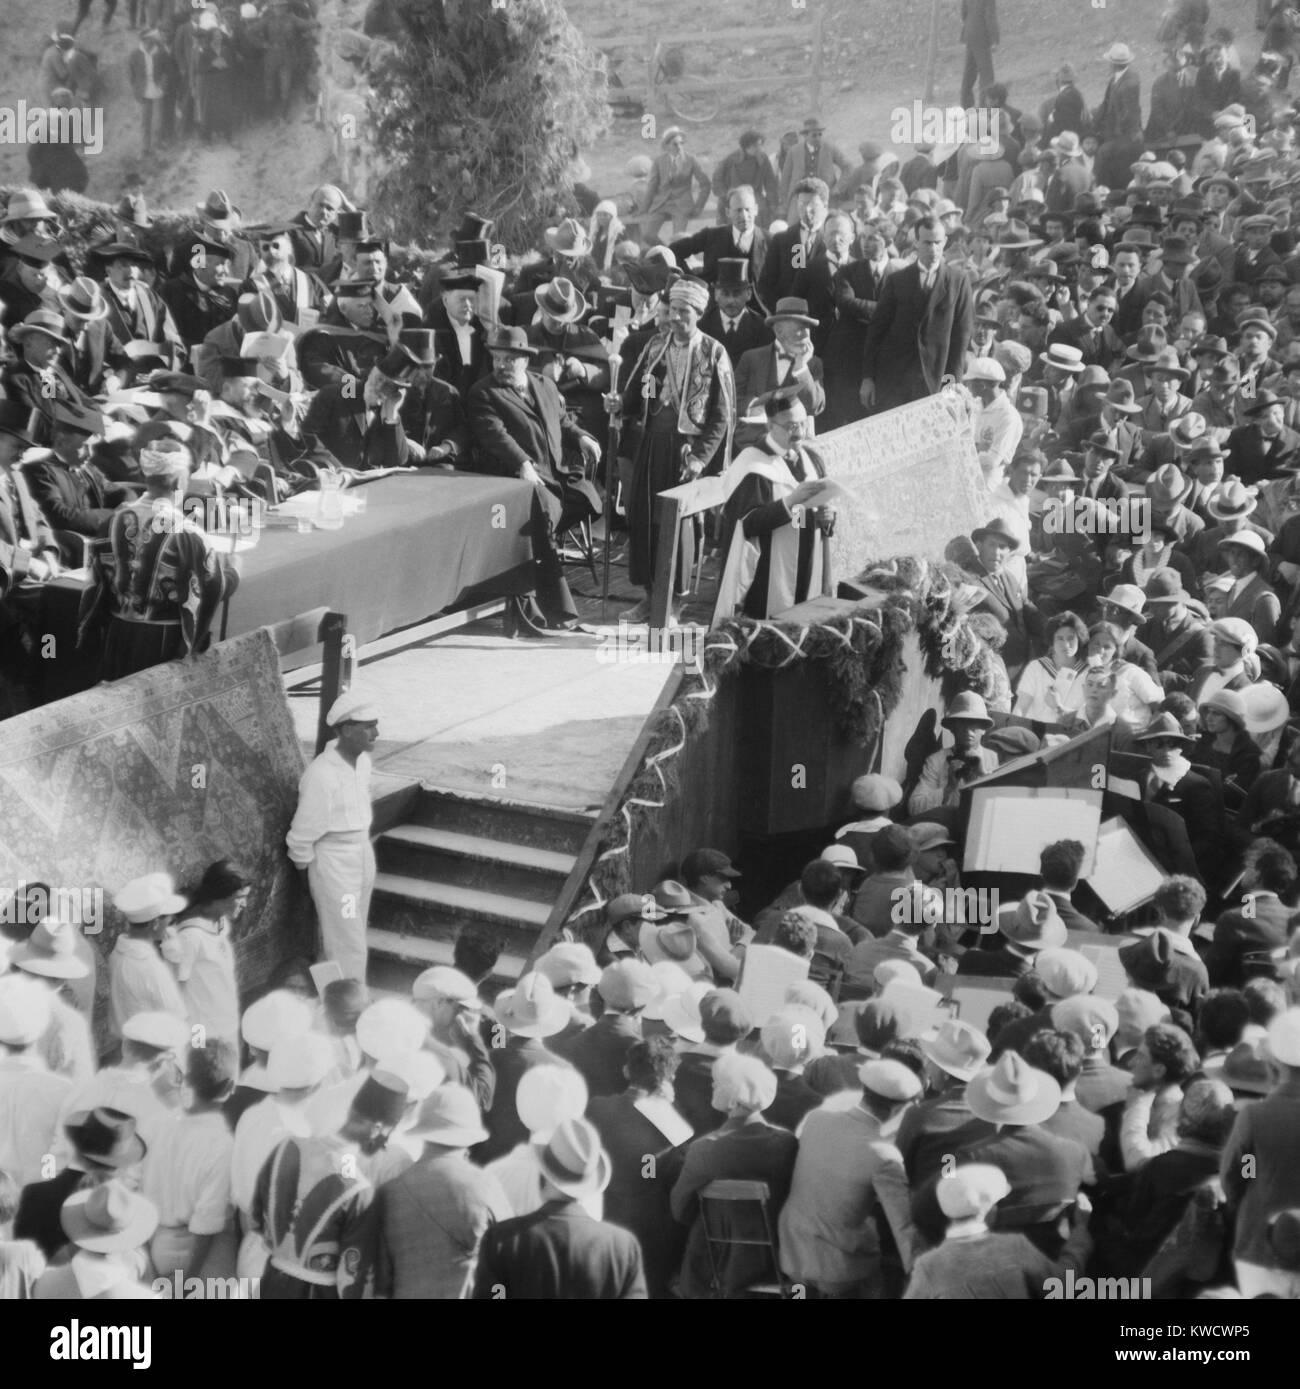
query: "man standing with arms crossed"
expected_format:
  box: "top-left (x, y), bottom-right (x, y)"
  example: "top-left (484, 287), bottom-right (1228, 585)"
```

top-left (286, 688), bottom-right (380, 983)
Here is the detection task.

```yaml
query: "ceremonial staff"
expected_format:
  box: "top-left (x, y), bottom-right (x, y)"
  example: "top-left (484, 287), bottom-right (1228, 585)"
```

top-left (601, 325), bottom-right (629, 621)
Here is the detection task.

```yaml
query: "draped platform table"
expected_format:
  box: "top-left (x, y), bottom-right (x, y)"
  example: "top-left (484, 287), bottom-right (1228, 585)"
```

top-left (35, 473), bottom-right (539, 699)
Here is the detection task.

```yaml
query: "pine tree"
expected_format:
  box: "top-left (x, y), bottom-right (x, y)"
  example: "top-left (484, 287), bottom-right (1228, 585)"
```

top-left (369, 0), bottom-right (611, 251)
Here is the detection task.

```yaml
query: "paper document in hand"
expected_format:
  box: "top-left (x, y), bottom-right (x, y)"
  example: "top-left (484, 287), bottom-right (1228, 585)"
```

top-left (632, 1095), bottom-right (694, 1148)
top-left (1087, 817), bottom-right (1167, 914)
top-left (963, 786), bottom-right (1103, 876)
top-left (737, 944), bottom-right (809, 1026)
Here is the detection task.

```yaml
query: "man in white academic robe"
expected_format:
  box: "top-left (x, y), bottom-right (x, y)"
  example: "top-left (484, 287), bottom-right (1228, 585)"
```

top-left (716, 392), bottom-right (836, 620)
top-left (285, 688), bottom-right (380, 983)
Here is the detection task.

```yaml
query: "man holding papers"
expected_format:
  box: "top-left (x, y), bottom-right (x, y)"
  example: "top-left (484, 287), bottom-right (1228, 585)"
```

top-left (717, 389), bottom-right (841, 619)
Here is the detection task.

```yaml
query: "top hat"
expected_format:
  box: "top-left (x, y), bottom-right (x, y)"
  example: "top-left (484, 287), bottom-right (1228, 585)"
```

top-left (398, 328), bottom-right (438, 366)
top-left (454, 212), bottom-right (494, 243)
top-left (335, 210), bottom-right (373, 242)
top-left (716, 257), bottom-right (750, 290)
top-left (456, 239), bottom-right (490, 267)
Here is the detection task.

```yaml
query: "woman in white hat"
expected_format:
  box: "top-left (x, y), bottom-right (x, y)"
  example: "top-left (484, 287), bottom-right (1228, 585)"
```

top-left (285, 687), bottom-right (381, 986)
top-left (1195, 687), bottom-right (1263, 808)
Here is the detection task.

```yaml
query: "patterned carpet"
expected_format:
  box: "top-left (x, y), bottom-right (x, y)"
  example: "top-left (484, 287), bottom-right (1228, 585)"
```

top-left (0, 628), bottom-right (310, 1013)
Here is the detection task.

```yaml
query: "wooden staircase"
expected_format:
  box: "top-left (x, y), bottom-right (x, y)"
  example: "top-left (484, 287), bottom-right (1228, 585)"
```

top-left (368, 786), bottom-right (597, 986)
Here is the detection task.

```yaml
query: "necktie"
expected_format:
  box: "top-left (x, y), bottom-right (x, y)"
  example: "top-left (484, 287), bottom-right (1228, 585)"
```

top-left (724, 318), bottom-right (737, 335)
top-left (784, 448), bottom-right (807, 481)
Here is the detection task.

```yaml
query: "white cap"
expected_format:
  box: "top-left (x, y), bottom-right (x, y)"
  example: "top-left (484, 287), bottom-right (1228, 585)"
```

top-left (326, 688), bottom-right (379, 726)
top-left (356, 999), bottom-right (429, 1063)
top-left (122, 1011), bottom-right (189, 1051)
top-left (1267, 1007), bottom-right (1300, 1068)
top-left (114, 872), bottom-right (187, 924)
top-left (515, 1063), bottom-right (589, 1139)
top-left (535, 942), bottom-right (602, 990)
top-left (937, 1163), bottom-right (1011, 1217)
top-left (241, 990), bottom-right (313, 1051)
top-left (267, 1032), bottom-right (335, 1089)
top-left (387, 1048), bottom-right (447, 1102)
top-left (819, 844), bottom-right (860, 869)
top-left (711, 1052), bottom-right (777, 1112)
top-left (411, 965), bottom-right (481, 1007)
top-left (963, 358), bottom-right (1006, 384)
top-left (0, 974), bottom-right (52, 1046)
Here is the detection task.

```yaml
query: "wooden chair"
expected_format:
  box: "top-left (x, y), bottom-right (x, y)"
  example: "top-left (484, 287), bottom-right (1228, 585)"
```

top-left (697, 1179), bottom-right (790, 1299)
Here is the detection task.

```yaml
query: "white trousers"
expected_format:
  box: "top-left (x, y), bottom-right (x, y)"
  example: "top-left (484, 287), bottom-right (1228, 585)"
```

top-left (308, 831), bottom-right (375, 983)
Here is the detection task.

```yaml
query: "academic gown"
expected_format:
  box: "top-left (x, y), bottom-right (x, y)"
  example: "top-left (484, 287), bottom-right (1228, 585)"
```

top-left (716, 440), bottom-right (832, 619)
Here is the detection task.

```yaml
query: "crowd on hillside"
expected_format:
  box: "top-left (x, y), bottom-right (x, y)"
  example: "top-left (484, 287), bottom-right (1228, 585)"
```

top-left (3, 0), bottom-right (1300, 1302)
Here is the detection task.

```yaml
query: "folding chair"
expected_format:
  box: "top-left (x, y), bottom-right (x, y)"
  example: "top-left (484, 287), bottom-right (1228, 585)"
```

top-left (697, 1179), bottom-right (791, 1299)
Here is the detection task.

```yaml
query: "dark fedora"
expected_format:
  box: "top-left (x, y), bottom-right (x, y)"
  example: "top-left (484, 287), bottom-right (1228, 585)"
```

top-left (398, 328), bottom-right (438, 365)
top-left (486, 325), bottom-right (538, 358)
top-left (1133, 711), bottom-right (1197, 746)
top-left (971, 516), bottom-right (1022, 550)
top-left (64, 1108), bottom-right (147, 1169)
top-left (89, 240), bottom-right (155, 268)
top-left (623, 257), bottom-right (673, 297)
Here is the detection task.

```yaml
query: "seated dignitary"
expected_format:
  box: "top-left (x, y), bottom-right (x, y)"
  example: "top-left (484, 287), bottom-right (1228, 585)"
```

top-left (468, 326), bottom-right (602, 633)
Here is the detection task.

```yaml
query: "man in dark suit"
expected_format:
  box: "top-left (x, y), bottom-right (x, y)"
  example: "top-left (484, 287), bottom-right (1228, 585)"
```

top-left (960, 0), bottom-right (999, 107)
top-left (567, 961), bottom-right (656, 1099)
top-left (1099, 585), bottom-right (1160, 680)
top-left (1038, 840), bottom-right (1101, 933)
top-left (301, 347), bottom-right (424, 471)
top-left (1094, 43), bottom-right (1144, 188)
top-left (670, 185), bottom-right (769, 306)
top-left (1226, 391), bottom-right (1300, 485)
top-left (790, 210), bottom-right (856, 356)
top-left (698, 259), bottom-right (772, 367)
top-left (288, 185), bottom-right (346, 273)
top-left (860, 215), bottom-right (973, 414)
top-left (1238, 739), bottom-right (1300, 845)
top-left (13, 1108), bottom-right (147, 1259)
top-left (57, 277), bottom-right (125, 396)
top-left (472, 1118), bottom-right (647, 1299)
top-left (1233, 215), bottom-right (1284, 287)
top-left (758, 177), bottom-right (828, 309)
top-left (1204, 840), bottom-right (1297, 987)
top-left (426, 268), bottom-right (492, 404)
top-left (468, 328), bottom-right (602, 631)
top-left (586, 1038), bottom-right (691, 1299)
top-left (732, 299), bottom-right (827, 450)
top-left (1133, 713), bottom-right (1225, 887)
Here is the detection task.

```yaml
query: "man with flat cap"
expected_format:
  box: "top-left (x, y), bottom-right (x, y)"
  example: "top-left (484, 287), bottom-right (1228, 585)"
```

top-left (286, 687), bottom-right (381, 983)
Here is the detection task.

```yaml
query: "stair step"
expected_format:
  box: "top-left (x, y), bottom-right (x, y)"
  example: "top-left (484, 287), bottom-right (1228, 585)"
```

top-left (372, 872), bottom-right (551, 928)
top-left (367, 928), bottom-right (527, 984)
top-left (381, 824), bottom-right (577, 876)
top-left (411, 789), bottom-right (596, 857)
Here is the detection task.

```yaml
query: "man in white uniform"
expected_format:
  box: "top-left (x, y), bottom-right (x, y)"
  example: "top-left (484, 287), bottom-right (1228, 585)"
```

top-left (285, 688), bottom-right (381, 983)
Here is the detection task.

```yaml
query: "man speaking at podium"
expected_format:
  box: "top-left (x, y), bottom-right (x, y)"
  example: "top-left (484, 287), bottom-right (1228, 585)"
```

top-left (716, 389), bottom-right (839, 619)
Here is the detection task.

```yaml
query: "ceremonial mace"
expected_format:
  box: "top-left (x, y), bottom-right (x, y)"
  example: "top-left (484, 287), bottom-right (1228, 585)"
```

top-left (601, 325), bottom-right (629, 622)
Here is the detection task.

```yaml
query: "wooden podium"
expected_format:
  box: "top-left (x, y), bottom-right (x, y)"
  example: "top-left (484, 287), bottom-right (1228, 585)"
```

top-left (737, 596), bottom-right (879, 836)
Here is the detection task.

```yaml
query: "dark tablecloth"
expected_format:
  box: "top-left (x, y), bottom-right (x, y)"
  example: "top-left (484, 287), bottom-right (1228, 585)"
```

top-left (35, 473), bottom-right (537, 698)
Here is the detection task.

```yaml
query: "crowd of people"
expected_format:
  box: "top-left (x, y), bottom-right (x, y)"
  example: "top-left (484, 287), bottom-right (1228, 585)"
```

top-left (33, 1), bottom-right (322, 179)
top-left (6, 0), bottom-right (1300, 1304)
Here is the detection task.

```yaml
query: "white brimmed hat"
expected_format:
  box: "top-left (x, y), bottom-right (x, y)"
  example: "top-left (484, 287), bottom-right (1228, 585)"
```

top-left (113, 872), bottom-right (187, 925)
top-left (241, 990), bottom-right (313, 1051)
top-left (121, 1011), bottom-right (189, 1051)
top-left (9, 917), bottom-right (88, 980)
top-left (0, 974), bottom-right (52, 1046)
top-left (538, 1117), bottom-right (611, 1197)
top-left (966, 1051), bottom-right (1061, 1125)
top-left (60, 1181), bottom-right (159, 1254)
top-left (516, 1063), bottom-right (589, 1139)
top-left (405, 1083), bottom-right (489, 1146)
top-left (493, 972), bottom-right (572, 1039)
top-left (267, 1032), bottom-right (335, 1089)
top-left (1267, 1007), bottom-right (1300, 1068)
top-left (356, 998), bottom-right (429, 1061)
